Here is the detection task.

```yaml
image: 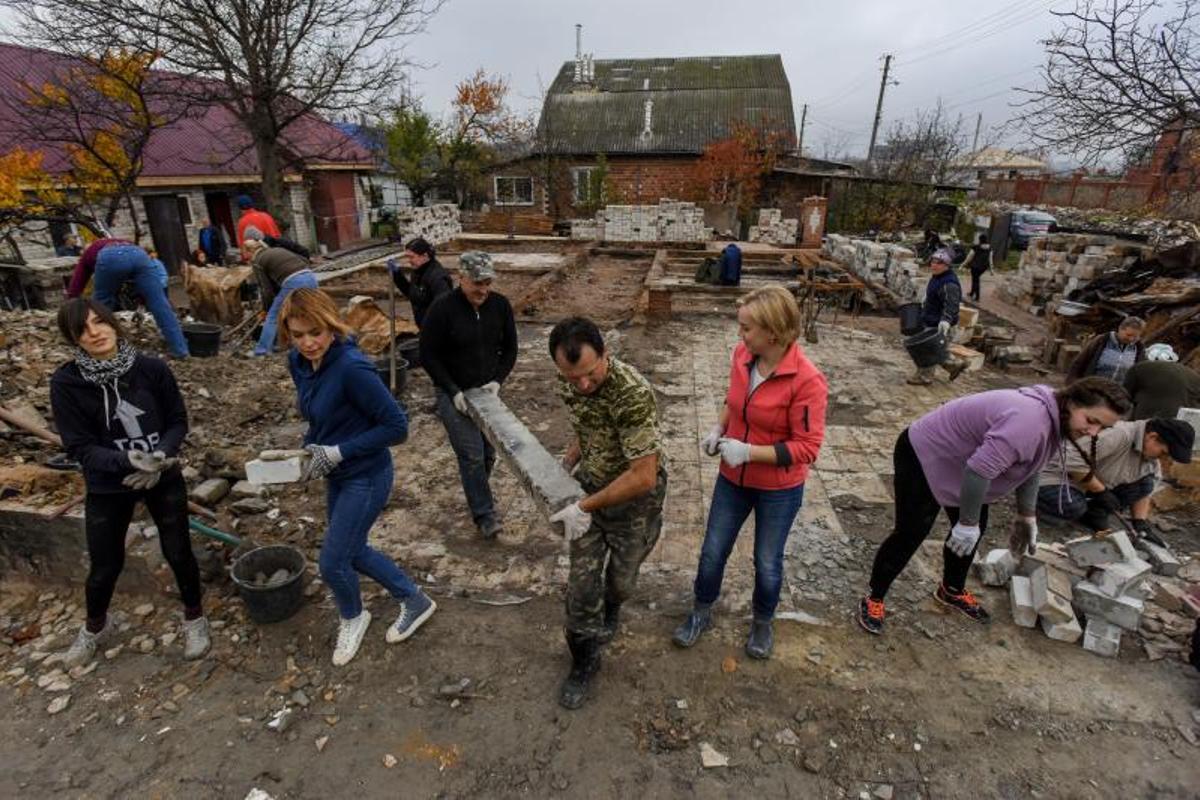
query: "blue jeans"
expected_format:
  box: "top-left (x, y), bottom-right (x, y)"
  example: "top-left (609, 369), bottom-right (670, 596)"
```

top-left (320, 460), bottom-right (417, 619)
top-left (693, 474), bottom-right (805, 620)
top-left (434, 388), bottom-right (496, 523)
top-left (1037, 474), bottom-right (1156, 521)
top-left (255, 270), bottom-right (318, 355)
top-left (92, 244), bottom-right (189, 357)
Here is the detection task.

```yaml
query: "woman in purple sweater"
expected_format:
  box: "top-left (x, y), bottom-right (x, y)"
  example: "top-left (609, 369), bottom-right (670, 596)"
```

top-left (858, 378), bottom-right (1132, 635)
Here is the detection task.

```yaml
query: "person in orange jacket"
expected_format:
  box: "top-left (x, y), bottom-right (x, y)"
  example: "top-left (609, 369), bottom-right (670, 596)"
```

top-left (672, 286), bottom-right (828, 659)
top-left (235, 195), bottom-right (281, 247)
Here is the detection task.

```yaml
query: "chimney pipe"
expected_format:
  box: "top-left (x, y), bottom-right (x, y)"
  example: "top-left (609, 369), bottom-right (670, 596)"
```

top-left (574, 24), bottom-right (583, 83)
top-left (642, 99), bottom-right (653, 138)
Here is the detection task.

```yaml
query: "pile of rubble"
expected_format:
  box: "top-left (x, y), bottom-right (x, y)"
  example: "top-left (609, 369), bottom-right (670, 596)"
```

top-left (999, 234), bottom-right (1151, 315)
top-left (394, 204), bottom-right (461, 245)
top-left (569, 200), bottom-right (709, 243)
top-left (823, 234), bottom-right (922, 302)
top-left (970, 200), bottom-right (1200, 251)
top-left (747, 209), bottom-right (798, 245)
top-left (976, 531), bottom-right (1198, 660)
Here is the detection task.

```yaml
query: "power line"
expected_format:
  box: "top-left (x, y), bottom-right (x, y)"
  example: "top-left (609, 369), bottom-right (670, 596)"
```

top-left (896, 3), bottom-right (1059, 68)
top-left (892, 0), bottom-right (1053, 59)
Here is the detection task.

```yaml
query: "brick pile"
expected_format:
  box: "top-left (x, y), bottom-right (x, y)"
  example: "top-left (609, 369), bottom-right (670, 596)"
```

top-left (1000, 234), bottom-right (1151, 315)
top-left (569, 200), bottom-right (709, 243)
top-left (747, 208), bottom-right (798, 245)
top-left (977, 531), bottom-right (1199, 660)
top-left (395, 204), bottom-right (462, 245)
top-left (823, 234), bottom-right (922, 302)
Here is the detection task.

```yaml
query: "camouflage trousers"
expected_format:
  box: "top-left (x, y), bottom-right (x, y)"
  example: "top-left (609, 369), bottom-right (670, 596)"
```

top-left (565, 471), bottom-right (667, 638)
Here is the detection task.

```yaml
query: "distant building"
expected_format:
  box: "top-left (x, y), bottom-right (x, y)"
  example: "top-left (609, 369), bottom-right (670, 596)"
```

top-left (950, 147), bottom-right (1047, 185)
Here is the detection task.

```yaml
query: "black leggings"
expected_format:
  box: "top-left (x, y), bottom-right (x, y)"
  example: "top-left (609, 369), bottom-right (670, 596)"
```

top-left (868, 428), bottom-right (989, 600)
top-left (84, 469), bottom-right (202, 623)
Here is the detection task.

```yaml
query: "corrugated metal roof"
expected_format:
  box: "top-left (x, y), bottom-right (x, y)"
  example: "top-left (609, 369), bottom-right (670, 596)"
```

top-left (536, 54), bottom-right (796, 155)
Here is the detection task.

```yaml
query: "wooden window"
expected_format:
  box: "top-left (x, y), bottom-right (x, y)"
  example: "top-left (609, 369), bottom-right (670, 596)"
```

top-left (494, 176), bottom-right (534, 206)
top-left (572, 166), bottom-right (597, 205)
top-left (176, 195), bottom-right (194, 225)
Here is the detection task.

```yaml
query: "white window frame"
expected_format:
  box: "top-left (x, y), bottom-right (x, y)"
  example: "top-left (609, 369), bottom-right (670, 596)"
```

top-left (176, 194), bottom-right (195, 225)
top-left (572, 166), bottom-right (598, 205)
top-left (493, 176), bottom-right (534, 206)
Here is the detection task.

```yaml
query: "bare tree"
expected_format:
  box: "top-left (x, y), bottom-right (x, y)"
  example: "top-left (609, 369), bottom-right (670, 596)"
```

top-left (6, 0), bottom-right (443, 223)
top-left (1013, 0), bottom-right (1199, 164)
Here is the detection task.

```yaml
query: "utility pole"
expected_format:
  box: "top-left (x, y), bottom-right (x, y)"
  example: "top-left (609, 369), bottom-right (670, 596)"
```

top-left (797, 103), bottom-right (808, 156)
top-left (866, 54), bottom-right (894, 168)
top-left (971, 112), bottom-right (982, 154)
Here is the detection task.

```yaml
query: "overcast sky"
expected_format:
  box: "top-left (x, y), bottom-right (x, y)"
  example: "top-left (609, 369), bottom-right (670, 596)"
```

top-left (402, 0), bottom-right (1069, 161)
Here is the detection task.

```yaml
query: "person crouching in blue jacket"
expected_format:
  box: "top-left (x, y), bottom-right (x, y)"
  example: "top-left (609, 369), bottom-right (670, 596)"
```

top-left (278, 288), bottom-right (436, 666)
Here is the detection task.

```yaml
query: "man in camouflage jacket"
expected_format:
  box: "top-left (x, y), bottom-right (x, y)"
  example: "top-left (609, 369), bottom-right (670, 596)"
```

top-left (548, 317), bottom-right (667, 710)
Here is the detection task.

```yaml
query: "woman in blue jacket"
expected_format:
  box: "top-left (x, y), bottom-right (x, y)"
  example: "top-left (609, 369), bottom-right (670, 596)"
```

top-left (279, 288), bottom-right (435, 666)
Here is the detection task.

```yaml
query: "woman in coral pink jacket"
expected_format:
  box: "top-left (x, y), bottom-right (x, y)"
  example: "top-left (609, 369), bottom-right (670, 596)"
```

top-left (672, 287), bottom-right (828, 659)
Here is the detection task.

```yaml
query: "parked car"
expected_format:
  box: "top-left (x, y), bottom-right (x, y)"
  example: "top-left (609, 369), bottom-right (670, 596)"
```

top-left (1009, 209), bottom-right (1057, 249)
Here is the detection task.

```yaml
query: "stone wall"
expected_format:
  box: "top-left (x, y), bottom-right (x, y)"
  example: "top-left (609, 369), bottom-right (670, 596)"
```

top-left (999, 233), bottom-right (1152, 313)
top-left (394, 204), bottom-right (462, 245)
top-left (747, 208), bottom-right (799, 245)
top-left (569, 199), bottom-right (709, 242)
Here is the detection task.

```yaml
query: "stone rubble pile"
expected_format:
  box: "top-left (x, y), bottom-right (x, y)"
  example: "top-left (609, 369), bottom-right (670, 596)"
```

top-left (394, 204), bottom-right (461, 245)
top-left (971, 200), bottom-right (1200, 251)
top-left (570, 200), bottom-right (709, 243)
top-left (823, 234), bottom-right (923, 302)
top-left (999, 234), bottom-right (1152, 315)
top-left (747, 209), bottom-right (798, 245)
top-left (976, 531), bottom-right (1199, 660)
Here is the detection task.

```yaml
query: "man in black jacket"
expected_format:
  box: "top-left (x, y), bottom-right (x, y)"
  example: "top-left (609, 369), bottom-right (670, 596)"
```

top-left (387, 237), bottom-right (453, 327)
top-left (419, 251), bottom-right (518, 539)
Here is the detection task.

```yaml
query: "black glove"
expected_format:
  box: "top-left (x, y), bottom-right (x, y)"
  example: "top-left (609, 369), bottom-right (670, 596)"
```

top-left (1132, 519), bottom-right (1167, 549)
top-left (1087, 490), bottom-right (1121, 513)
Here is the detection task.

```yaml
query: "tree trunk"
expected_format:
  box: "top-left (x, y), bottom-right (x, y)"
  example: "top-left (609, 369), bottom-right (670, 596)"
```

top-left (252, 129), bottom-right (289, 233)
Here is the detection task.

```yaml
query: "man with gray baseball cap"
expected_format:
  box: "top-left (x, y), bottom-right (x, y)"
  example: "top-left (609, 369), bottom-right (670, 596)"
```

top-left (419, 251), bottom-right (518, 539)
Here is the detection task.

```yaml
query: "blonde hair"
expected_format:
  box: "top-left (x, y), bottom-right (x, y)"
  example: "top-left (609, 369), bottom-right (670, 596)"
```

top-left (277, 288), bottom-right (353, 347)
top-left (242, 238), bottom-right (267, 256)
top-left (737, 286), bottom-right (801, 345)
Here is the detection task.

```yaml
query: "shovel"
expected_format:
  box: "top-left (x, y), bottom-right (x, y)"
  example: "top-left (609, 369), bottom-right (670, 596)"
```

top-left (388, 264), bottom-right (398, 393)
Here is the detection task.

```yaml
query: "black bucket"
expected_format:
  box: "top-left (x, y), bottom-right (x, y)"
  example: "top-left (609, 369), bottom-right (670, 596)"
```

top-left (397, 337), bottom-right (421, 371)
top-left (897, 303), bottom-right (924, 335)
top-left (904, 328), bottom-right (947, 368)
top-left (182, 322), bottom-right (222, 357)
top-left (375, 357), bottom-right (408, 396)
top-left (230, 545), bottom-right (306, 624)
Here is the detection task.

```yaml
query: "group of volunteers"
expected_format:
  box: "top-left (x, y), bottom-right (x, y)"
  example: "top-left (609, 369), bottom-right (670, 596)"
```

top-left (49, 226), bottom-right (1194, 709)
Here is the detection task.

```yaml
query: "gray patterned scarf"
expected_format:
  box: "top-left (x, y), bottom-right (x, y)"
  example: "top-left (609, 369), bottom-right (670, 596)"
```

top-left (74, 339), bottom-right (137, 386)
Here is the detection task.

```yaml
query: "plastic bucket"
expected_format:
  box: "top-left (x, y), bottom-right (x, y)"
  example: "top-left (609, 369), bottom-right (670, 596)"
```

top-left (230, 545), bottom-right (306, 624)
top-left (904, 328), bottom-right (947, 368)
top-left (182, 322), bottom-right (222, 357)
top-left (375, 357), bottom-right (408, 396)
top-left (397, 337), bottom-right (421, 371)
top-left (897, 303), bottom-right (924, 335)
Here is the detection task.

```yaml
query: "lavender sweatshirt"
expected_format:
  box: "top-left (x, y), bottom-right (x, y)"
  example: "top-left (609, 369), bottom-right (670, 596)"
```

top-left (908, 385), bottom-right (1065, 508)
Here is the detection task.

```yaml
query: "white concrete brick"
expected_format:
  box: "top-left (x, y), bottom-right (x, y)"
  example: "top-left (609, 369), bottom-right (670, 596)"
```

top-left (245, 457), bottom-right (304, 485)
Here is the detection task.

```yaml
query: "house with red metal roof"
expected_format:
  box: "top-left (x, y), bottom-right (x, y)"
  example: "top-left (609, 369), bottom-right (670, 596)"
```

top-left (0, 42), bottom-right (377, 270)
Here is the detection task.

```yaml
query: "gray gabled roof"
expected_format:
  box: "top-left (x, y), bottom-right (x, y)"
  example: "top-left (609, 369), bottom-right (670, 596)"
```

top-left (535, 54), bottom-right (796, 156)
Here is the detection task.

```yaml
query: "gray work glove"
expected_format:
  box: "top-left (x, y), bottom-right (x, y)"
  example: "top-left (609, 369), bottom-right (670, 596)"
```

top-left (302, 444), bottom-right (343, 481)
top-left (122, 470), bottom-right (162, 491)
top-left (550, 501), bottom-right (592, 542)
top-left (946, 521), bottom-right (982, 557)
top-left (701, 424), bottom-right (724, 457)
top-left (452, 391), bottom-right (468, 415)
top-left (127, 449), bottom-right (177, 473)
top-left (717, 437), bottom-right (752, 467)
top-left (937, 320), bottom-right (951, 338)
top-left (1008, 516), bottom-right (1039, 556)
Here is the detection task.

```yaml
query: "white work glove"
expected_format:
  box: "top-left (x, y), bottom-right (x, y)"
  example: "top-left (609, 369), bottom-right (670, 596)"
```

top-left (549, 501), bottom-right (592, 542)
top-left (127, 449), bottom-right (177, 473)
top-left (481, 381), bottom-right (501, 395)
top-left (946, 521), bottom-right (982, 557)
top-left (1009, 516), bottom-right (1039, 556)
top-left (122, 470), bottom-right (162, 491)
top-left (452, 391), bottom-right (468, 415)
top-left (937, 320), bottom-right (951, 338)
top-left (701, 425), bottom-right (724, 457)
top-left (302, 444), bottom-right (343, 481)
top-left (717, 437), bottom-right (752, 468)
top-left (386, 258), bottom-right (402, 275)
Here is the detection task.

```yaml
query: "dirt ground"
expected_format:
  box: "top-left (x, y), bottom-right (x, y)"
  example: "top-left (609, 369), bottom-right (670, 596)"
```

top-left (1, 243), bottom-right (1198, 799)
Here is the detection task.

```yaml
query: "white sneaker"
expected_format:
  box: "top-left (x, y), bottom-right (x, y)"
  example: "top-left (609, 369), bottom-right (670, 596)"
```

top-left (63, 625), bottom-right (103, 668)
top-left (332, 610), bottom-right (371, 666)
top-left (182, 617), bottom-right (211, 660)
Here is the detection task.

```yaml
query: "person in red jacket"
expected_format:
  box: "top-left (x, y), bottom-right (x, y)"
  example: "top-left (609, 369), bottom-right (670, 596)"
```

top-left (672, 286), bottom-right (828, 659)
top-left (235, 194), bottom-right (282, 247)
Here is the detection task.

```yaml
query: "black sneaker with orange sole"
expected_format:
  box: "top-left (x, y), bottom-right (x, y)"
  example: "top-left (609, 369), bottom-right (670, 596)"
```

top-left (858, 596), bottom-right (885, 635)
top-left (934, 584), bottom-right (991, 623)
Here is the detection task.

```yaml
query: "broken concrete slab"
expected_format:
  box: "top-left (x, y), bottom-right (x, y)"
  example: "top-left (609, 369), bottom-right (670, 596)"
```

top-left (1082, 618), bottom-right (1122, 658)
top-left (1009, 575), bottom-right (1037, 628)
top-left (463, 388), bottom-right (583, 519)
top-left (1090, 558), bottom-right (1152, 598)
top-left (1138, 541), bottom-right (1182, 576)
top-left (1020, 544), bottom-right (1087, 581)
top-left (1040, 615), bottom-right (1082, 643)
top-left (975, 549), bottom-right (1016, 587)
top-left (1151, 578), bottom-right (1188, 613)
top-left (1045, 565), bottom-right (1074, 600)
top-left (1030, 565), bottom-right (1074, 623)
top-left (231, 480), bottom-right (268, 498)
top-left (245, 457), bottom-right (304, 485)
top-left (1072, 581), bottom-right (1144, 631)
top-left (1065, 531), bottom-right (1137, 568)
top-left (189, 478), bottom-right (230, 506)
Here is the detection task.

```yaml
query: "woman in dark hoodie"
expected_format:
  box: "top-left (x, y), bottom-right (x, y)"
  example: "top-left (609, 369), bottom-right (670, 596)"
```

top-left (279, 288), bottom-right (434, 666)
top-left (386, 236), bottom-right (453, 328)
top-left (49, 298), bottom-right (209, 667)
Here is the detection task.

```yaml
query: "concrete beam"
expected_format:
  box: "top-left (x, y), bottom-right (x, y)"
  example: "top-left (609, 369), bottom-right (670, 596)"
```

top-left (463, 389), bottom-right (583, 520)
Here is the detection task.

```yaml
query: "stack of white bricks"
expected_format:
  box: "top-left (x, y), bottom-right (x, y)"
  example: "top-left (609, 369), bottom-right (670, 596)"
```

top-left (823, 234), bottom-right (922, 301)
top-left (747, 208), bottom-right (798, 245)
top-left (1001, 234), bottom-right (1150, 313)
top-left (570, 200), bottom-right (708, 243)
top-left (396, 204), bottom-right (462, 245)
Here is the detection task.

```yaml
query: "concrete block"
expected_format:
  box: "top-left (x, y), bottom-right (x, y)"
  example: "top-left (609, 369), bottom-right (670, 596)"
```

top-left (1090, 557), bottom-right (1152, 598)
top-left (1030, 565), bottom-right (1074, 623)
top-left (231, 480), bottom-right (268, 498)
top-left (948, 344), bottom-right (984, 372)
top-left (462, 389), bottom-right (584, 520)
top-left (974, 548), bottom-right (1016, 587)
top-left (1151, 578), bottom-right (1188, 612)
top-left (1072, 581), bottom-right (1144, 631)
top-left (1009, 575), bottom-right (1038, 628)
top-left (1045, 565), bottom-right (1074, 600)
top-left (1020, 545), bottom-right (1087, 580)
top-left (1065, 531), bottom-right (1137, 568)
top-left (189, 478), bottom-right (230, 505)
top-left (245, 457), bottom-right (304, 485)
top-left (957, 306), bottom-right (980, 330)
top-left (1139, 541), bottom-right (1182, 576)
top-left (1082, 618), bottom-right (1122, 657)
top-left (1040, 614), bottom-right (1082, 643)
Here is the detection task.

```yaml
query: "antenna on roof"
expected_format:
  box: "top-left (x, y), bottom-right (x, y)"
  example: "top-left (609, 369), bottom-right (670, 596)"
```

top-left (574, 24), bottom-right (583, 84)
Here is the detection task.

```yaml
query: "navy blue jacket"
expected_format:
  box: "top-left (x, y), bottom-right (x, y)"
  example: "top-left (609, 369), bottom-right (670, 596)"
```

top-left (719, 244), bottom-right (743, 286)
top-left (921, 269), bottom-right (962, 329)
top-left (288, 338), bottom-right (408, 481)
